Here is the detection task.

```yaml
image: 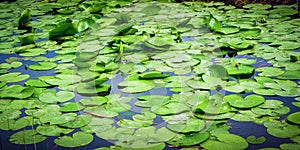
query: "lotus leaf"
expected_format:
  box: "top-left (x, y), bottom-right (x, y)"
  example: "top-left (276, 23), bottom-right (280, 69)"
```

top-left (207, 65), bottom-right (228, 79)
top-left (118, 80), bottom-right (155, 94)
top-left (246, 136), bottom-right (266, 144)
top-left (54, 132), bottom-right (93, 148)
top-left (201, 133), bottom-right (248, 150)
top-left (39, 90), bottom-right (74, 103)
top-left (224, 94), bottom-right (265, 108)
top-left (168, 132), bottom-right (210, 146)
top-left (287, 112), bottom-right (300, 125)
top-left (9, 130), bottom-right (46, 144)
top-left (0, 72), bottom-right (29, 83)
top-left (29, 61), bottom-right (57, 70)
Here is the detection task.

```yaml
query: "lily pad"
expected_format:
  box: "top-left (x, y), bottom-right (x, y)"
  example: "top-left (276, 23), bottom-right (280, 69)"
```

top-left (224, 94), bottom-right (265, 109)
top-left (39, 90), bottom-right (75, 103)
top-left (9, 130), bottom-right (46, 144)
top-left (29, 62), bottom-right (57, 71)
top-left (151, 102), bottom-right (189, 115)
top-left (118, 80), bottom-right (155, 94)
top-left (139, 71), bottom-right (170, 79)
top-left (246, 136), bottom-right (266, 144)
top-left (0, 72), bottom-right (29, 83)
top-left (54, 132), bottom-right (93, 148)
top-left (201, 133), bottom-right (248, 150)
top-left (168, 132), bottom-right (210, 147)
top-left (0, 118), bottom-right (29, 130)
top-left (167, 118), bottom-right (206, 133)
top-left (0, 85), bottom-right (34, 99)
top-left (287, 112), bottom-right (300, 125)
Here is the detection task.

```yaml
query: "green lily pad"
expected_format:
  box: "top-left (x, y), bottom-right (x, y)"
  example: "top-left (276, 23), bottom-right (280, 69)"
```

top-left (226, 64), bottom-right (254, 76)
top-left (167, 118), bottom-right (205, 133)
top-left (168, 132), bottom-right (210, 147)
top-left (29, 62), bottom-right (57, 71)
top-left (287, 112), bottom-right (300, 125)
top-left (207, 13), bottom-right (221, 31)
top-left (36, 125), bottom-right (73, 136)
top-left (0, 61), bottom-right (22, 69)
top-left (54, 132), bottom-right (93, 148)
top-left (141, 5), bottom-right (161, 16)
top-left (0, 118), bottom-right (29, 130)
top-left (277, 70), bottom-right (300, 80)
top-left (264, 121), bottom-right (300, 138)
top-left (118, 80), bottom-right (155, 94)
top-left (25, 79), bottom-right (52, 87)
top-left (76, 82), bottom-right (111, 95)
top-left (80, 96), bottom-right (108, 106)
top-left (9, 130), bottom-right (46, 144)
top-left (40, 112), bottom-right (77, 125)
top-left (44, 74), bottom-right (82, 85)
top-left (139, 71), bottom-right (170, 79)
top-left (84, 106), bottom-right (118, 118)
top-left (224, 94), bottom-right (265, 108)
top-left (0, 85), bottom-right (34, 99)
top-left (0, 72), bottom-right (29, 83)
top-left (215, 26), bottom-right (240, 35)
top-left (246, 136), bottom-right (266, 144)
top-left (280, 143), bottom-right (300, 150)
top-left (201, 133), bottom-right (248, 150)
top-left (60, 102), bottom-right (84, 112)
top-left (39, 90), bottom-right (74, 104)
top-left (151, 102), bottom-right (189, 115)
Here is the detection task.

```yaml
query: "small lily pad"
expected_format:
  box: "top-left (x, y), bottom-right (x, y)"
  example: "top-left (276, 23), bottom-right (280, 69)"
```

top-left (118, 80), bottom-right (155, 94)
top-left (139, 71), bottom-right (170, 79)
top-left (168, 132), bottom-right (210, 147)
top-left (246, 136), bottom-right (266, 144)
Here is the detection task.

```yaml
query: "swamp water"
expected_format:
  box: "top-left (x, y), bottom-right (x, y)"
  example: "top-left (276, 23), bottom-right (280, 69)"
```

top-left (0, 0), bottom-right (300, 150)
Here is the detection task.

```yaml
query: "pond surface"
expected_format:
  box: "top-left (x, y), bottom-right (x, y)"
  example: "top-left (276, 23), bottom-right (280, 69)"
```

top-left (0, 0), bottom-right (300, 150)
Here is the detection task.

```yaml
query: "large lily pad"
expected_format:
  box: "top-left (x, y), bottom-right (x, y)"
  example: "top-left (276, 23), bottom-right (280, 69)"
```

top-left (39, 90), bottom-right (74, 104)
top-left (118, 80), bottom-right (155, 94)
top-left (29, 62), bottom-right (57, 71)
top-left (0, 72), bottom-right (29, 83)
top-left (287, 112), bottom-right (300, 125)
top-left (9, 130), bottom-right (47, 144)
top-left (224, 94), bottom-right (265, 108)
top-left (201, 133), bottom-right (248, 150)
top-left (168, 132), bottom-right (210, 147)
top-left (54, 132), bottom-right (93, 148)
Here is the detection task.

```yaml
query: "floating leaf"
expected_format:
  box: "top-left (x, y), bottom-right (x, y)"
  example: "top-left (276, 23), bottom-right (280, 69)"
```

top-left (139, 71), bottom-right (170, 79)
top-left (118, 80), bottom-right (155, 94)
top-left (0, 118), bottom-right (29, 130)
top-left (29, 62), bottom-right (57, 71)
top-left (39, 90), bottom-right (74, 104)
top-left (10, 130), bottom-right (46, 144)
top-left (226, 64), bottom-right (254, 76)
top-left (0, 72), bottom-right (29, 83)
top-left (167, 118), bottom-right (205, 133)
top-left (151, 102), bottom-right (189, 115)
top-left (36, 125), bottom-right (73, 136)
top-left (246, 136), bottom-right (266, 144)
top-left (224, 94), bottom-right (265, 108)
top-left (201, 133), bottom-right (248, 150)
top-left (60, 102), bottom-right (84, 112)
top-left (264, 121), bottom-right (300, 138)
top-left (0, 85), bottom-right (34, 99)
top-left (54, 132), bottom-right (93, 148)
top-left (168, 132), bottom-right (210, 147)
top-left (141, 5), bottom-right (161, 16)
top-left (287, 112), bottom-right (300, 125)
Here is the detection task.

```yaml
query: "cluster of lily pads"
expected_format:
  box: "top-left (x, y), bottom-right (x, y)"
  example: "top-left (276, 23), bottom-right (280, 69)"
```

top-left (0, 0), bottom-right (300, 149)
